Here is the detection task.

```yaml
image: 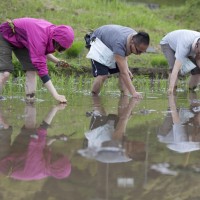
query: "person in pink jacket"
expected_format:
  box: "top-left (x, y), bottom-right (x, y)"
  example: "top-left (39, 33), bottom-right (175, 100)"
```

top-left (0, 17), bottom-right (74, 103)
top-left (0, 104), bottom-right (71, 180)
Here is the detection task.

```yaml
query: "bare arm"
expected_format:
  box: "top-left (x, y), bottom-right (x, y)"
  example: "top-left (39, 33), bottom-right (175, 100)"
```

top-left (47, 54), bottom-right (59, 64)
top-left (44, 104), bottom-right (66, 146)
top-left (44, 80), bottom-right (67, 103)
top-left (44, 104), bottom-right (66, 124)
top-left (168, 94), bottom-right (180, 124)
top-left (47, 54), bottom-right (70, 68)
top-left (113, 97), bottom-right (139, 140)
top-left (168, 59), bottom-right (182, 94)
top-left (115, 54), bottom-right (141, 98)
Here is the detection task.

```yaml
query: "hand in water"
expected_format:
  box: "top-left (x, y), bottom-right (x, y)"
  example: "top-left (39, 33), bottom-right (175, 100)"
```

top-left (55, 94), bottom-right (67, 103)
top-left (132, 92), bottom-right (143, 99)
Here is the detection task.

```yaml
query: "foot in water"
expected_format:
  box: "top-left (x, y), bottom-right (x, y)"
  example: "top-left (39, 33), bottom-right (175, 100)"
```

top-left (25, 93), bottom-right (35, 104)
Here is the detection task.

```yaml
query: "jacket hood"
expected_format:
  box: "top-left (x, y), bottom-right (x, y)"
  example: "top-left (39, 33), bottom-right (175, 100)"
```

top-left (52, 25), bottom-right (74, 49)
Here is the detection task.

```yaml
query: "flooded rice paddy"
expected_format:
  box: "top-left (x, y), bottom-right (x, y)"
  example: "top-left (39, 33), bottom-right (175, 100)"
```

top-left (0, 83), bottom-right (200, 200)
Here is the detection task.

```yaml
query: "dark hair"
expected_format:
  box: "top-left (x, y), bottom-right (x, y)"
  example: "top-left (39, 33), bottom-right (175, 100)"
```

top-left (196, 37), bottom-right (200, 47)
top-left (133, 32), bottom-right (150, 46)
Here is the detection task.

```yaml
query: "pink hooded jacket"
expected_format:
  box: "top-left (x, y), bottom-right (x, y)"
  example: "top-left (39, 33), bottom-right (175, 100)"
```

top-left (0, 18), bottom-right (74, 77)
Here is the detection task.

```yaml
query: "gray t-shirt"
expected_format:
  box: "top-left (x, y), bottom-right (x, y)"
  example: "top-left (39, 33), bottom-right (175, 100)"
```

top-left (92, 25), bottom-right (136, 57)
top-left (160, 29), bottom-right (200, 62)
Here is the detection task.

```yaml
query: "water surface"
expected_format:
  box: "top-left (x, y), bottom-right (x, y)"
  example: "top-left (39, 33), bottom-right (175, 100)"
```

top-left (0, 90), bottom-right (200, 200)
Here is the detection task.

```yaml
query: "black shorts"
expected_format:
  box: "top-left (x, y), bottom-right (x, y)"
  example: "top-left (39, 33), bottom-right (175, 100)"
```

top-left (191, 66), bottom-right (200, 75)
top-left (91, 59), bottom-right (119, 77)
top-left (89, 114), bottom-right (118, 130)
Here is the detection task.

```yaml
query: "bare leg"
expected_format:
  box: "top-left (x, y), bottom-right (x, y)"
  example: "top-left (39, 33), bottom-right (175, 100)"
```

top-left (91, 75), bottom-right (108, 95)
top-left (92, 95), bottom-right (107, 116)
top-left (0, 108), bottom-right (9, 129)
top-left (0, 72), bottom-right (10, 98)
top-left (118, 74), bottom-right (129, 96)
top-left (188, 74), bottom-right (200, 90)
top-left (24, 104), bottom-right (36, 129)
top-left (25, 71), bottom-right (37, 102)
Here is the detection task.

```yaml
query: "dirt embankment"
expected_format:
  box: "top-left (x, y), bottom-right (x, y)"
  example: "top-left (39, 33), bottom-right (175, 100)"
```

top-left (66, 66), bottom-right (169, 78)
top-left (130, 67), bottom-right (168, 78)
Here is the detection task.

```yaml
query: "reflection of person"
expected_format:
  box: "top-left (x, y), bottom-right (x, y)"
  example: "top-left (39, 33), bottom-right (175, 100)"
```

top-left (187, 91), bottom-right (200, 137)
top-left (160, 30), bottom-right (200, 94)
top-left (0, 109), bottom-right (12, 161)
top-left (0, 18), bottom-right (74, 102)
top-left (158, 92), bottom-right (200, 153)
top-left (0, 104), bottom-right (71, 180)
top-left (86, 25), bottom-right (150, 98)
top-left (78, 96), bottom-right (145, 163)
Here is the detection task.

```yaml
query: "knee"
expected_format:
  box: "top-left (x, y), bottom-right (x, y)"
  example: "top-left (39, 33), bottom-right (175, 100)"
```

top-left (26, 71), bottom-right (36, 79)
top-left (94, 75), bottom-right (107, 84)
top-left (3, 72), bottom-right (10, 79)
top-left (99, 75), bottom-right (108, 82)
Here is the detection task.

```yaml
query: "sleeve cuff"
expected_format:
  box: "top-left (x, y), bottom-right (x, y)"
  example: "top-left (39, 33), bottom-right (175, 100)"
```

top-left (41, 75), bottom-right (50, 84)
top-left (40, 121), bottom-right (50, 129)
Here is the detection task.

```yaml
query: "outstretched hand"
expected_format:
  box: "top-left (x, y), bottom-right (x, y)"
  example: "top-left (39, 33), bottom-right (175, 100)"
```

top-left (132, 92), bottom-right (143, 99)
top-left (56, 60), bottom-right (70, 68)
top-left (53, 103), bottom-right (67, 111)
top-left (55, 94), bottom-right (67, 103)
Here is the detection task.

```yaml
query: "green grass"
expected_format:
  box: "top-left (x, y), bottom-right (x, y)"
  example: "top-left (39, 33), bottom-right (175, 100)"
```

top-left (1, 0), bottom-right (196, 97)
top-left (150, 55), bottom-right (168, 68)
top-left (0, 0), bottom-right (195, 71)
top-left (3, 73), bottom-right (191, 99)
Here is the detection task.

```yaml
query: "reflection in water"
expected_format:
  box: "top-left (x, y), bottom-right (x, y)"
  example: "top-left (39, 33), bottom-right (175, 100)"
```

top-left (158, 92), bottom-right (200, 154)
top-left (1, 92), bottom-right (200, 199)
top-left (151, 92), bottom-right (200, 176)
top-left (78, 96), bottom-right (145, 163)
top-left (0, 104), bottom-right (71, 180)
top-left (0, 109), bottom-right (12, 161)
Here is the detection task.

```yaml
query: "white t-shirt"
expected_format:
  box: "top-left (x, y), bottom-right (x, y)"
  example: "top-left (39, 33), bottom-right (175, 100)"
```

top-left (160, 29), bottom-right (200, 62)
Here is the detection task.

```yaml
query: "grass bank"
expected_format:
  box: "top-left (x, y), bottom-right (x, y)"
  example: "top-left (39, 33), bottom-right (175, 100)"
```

top-left (0, 0), bottom-right (199, 75)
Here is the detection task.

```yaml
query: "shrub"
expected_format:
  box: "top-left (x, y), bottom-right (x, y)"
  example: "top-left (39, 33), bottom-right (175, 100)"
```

top-left (65, 41), bottom-right (85, 58)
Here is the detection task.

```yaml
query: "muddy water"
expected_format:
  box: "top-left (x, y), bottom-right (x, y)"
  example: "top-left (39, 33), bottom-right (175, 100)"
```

top-left (0, 90), bottom-right (199, 200)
